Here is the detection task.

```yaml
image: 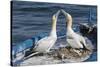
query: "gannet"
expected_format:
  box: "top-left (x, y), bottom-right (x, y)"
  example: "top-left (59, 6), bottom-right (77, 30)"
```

top-left (61, 9), bottom-right (89, 53)
top-left (34, 10), bottom-right (60, 53)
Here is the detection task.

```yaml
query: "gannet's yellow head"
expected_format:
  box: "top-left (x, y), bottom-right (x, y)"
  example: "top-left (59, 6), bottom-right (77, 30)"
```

top-left (50, 10), bottom-right (60, 36)
top-left (66, 13), bottom-right (72, 22)
top-left (61, 9), bottom-right (72, 27)
top-left (51, 10), bottom-right (60, 33)
top-left (52, 10), bottom-right (60, 22)
top-left (52, 14), bottom-right (56, 21)
top-left (61, 9), bottom-right (72, 22)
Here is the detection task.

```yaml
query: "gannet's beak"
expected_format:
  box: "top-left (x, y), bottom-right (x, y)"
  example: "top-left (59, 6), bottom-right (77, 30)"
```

top-left (61, 9), bottom-right (72, 22)
top-left (61, 9), bottom-right (68, 17)
top-left (55, 10), bottom-right (60, 18)
top-left (53, 10), bottom-right (60, 20)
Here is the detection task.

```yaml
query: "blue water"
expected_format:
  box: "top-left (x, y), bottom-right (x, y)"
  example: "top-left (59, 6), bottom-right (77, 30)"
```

top-left (11, 1), bottom-right (97, 62)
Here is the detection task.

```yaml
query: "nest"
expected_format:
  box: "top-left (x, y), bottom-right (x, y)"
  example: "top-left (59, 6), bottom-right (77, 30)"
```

top-left (48, 47), bottom-right (92, 62)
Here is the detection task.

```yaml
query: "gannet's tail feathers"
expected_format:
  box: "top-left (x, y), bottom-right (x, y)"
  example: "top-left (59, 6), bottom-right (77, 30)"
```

top-left (80, 37), bottom-right (91, 51)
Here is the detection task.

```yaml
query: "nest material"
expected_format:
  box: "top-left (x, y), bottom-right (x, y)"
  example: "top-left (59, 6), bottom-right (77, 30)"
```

top-left (49, 47), bottom-right (92, 62)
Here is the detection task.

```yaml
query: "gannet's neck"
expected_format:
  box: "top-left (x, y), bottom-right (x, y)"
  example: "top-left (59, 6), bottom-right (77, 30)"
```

top-left (50, 19), bottom-right (57, 37)
top-left (67, 20), bottom-right (72, 29)
top-left (67, 21), bottom-right (73, 33)
top-left (66, 13), bottom-right (74, 33)
top-left (66, 13), bottom-right (72, 28)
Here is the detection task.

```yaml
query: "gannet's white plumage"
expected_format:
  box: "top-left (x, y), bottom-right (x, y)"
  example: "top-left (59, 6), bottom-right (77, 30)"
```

top-left (61, 9), bottom-right (88, 50)
top-left (34, 10), bottom-right (60, 53)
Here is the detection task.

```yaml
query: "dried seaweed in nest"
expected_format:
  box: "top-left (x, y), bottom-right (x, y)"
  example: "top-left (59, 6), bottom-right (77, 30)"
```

top-left (50, 47), bottom-right (92, 62)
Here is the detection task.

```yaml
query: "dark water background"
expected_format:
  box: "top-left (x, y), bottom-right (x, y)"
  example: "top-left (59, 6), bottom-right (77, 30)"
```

top-left (11, 1), bottom-right (97, 61)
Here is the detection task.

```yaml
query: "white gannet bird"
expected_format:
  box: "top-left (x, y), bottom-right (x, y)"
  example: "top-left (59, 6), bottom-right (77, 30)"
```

top-left (61, 9), bottom-right (89, 53)
top-left (34, 10), bottom-right (60, 53)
